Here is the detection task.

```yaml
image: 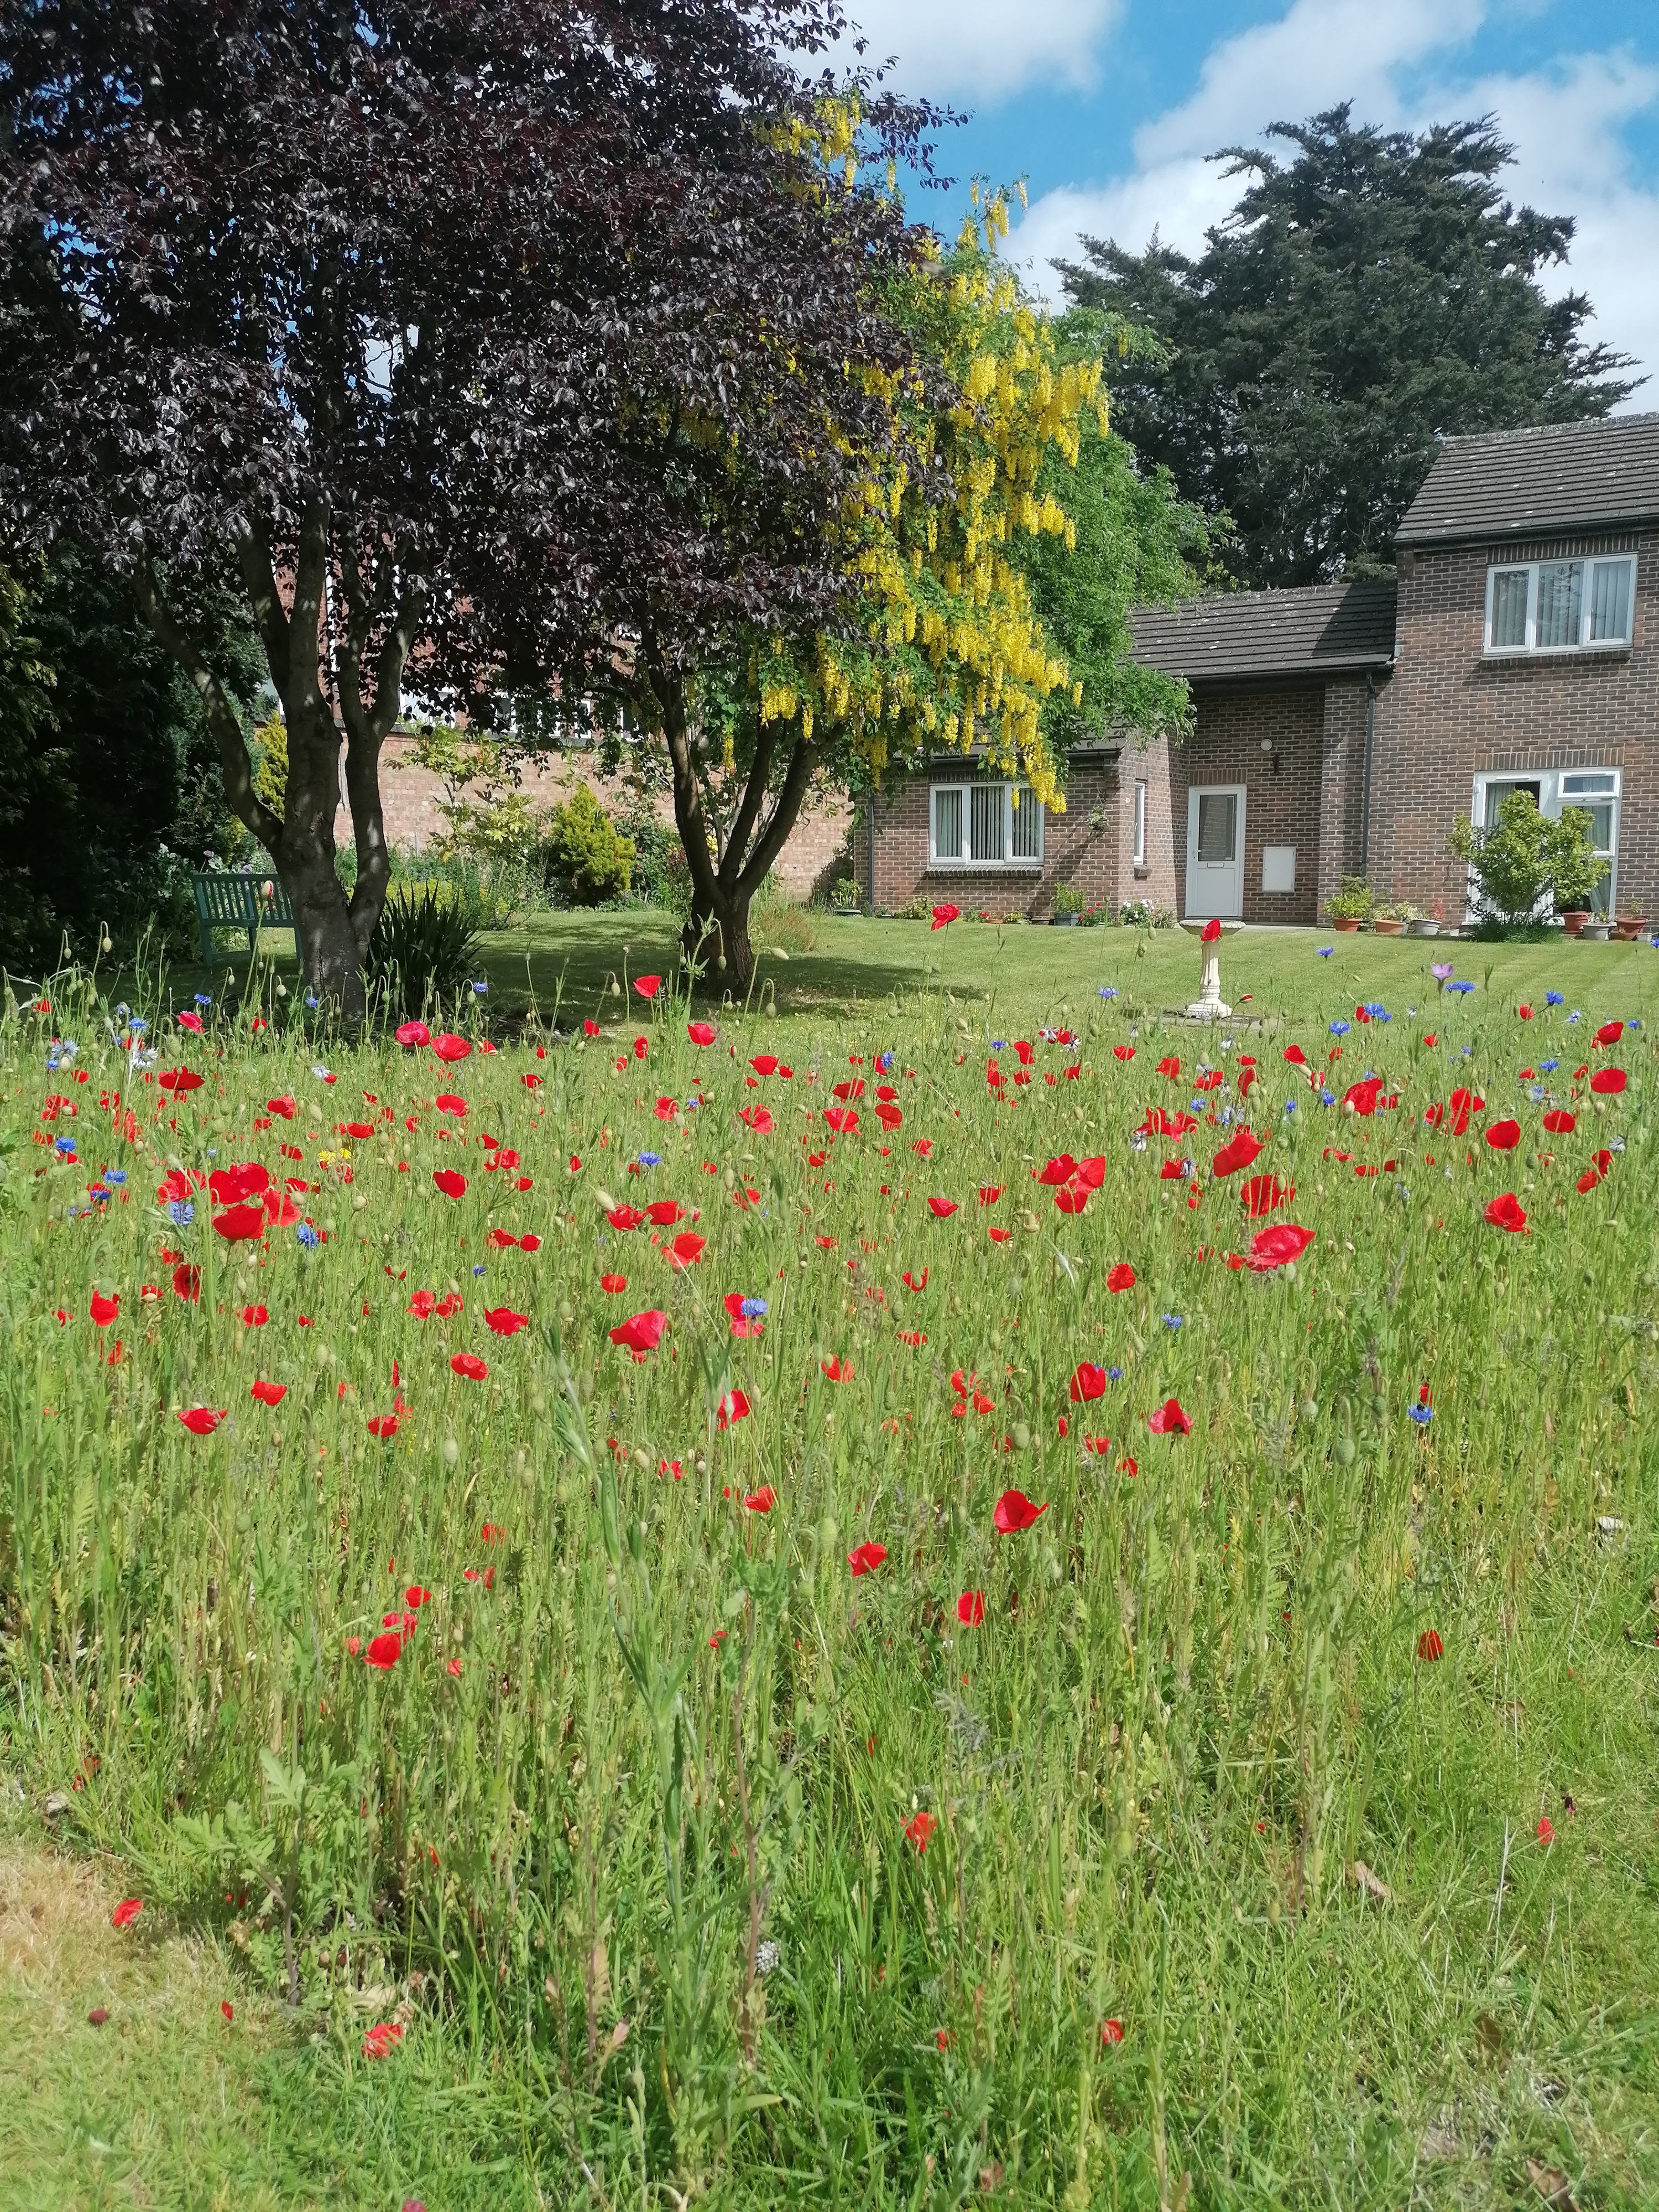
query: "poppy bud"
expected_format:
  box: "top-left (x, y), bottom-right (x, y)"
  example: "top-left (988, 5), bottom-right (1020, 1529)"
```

top-left (442, 1437), bottom-right (460, 1468)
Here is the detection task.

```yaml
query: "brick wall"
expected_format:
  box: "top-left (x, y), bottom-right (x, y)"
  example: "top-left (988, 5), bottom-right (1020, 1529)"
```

top-left (858, 752), bottom-right (1127, 919)
top-left (337, 736), bottom-right (853, 902)
top-left (1317, 676), bottom-right (1375, 920)
top-left (1114, 734), bottom-right (1180, 916)
top-left (1170, 685), bottom-right (1328, 922)
top-left (1369, 529), bottom-right (1659, 920)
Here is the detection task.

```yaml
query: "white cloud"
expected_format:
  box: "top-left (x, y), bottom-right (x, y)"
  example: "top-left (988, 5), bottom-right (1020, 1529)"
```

top-left (999, 1), bottom-right (1659, 400)
top-left (833, 0), bottom-right (1122, 104)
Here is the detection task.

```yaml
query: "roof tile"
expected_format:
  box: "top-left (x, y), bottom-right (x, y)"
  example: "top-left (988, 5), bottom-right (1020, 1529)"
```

top-left (1397, 414), bottom-right (1659, 545)
top-left (1130, 579), bottom-right (1396, 682)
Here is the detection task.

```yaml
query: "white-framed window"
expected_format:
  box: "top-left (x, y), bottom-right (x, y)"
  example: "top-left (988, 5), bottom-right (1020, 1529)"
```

top-left (1484, 556), bottom-right (1635, 654)
top-left (928, 781), bottom-right (1043, 868)
top-left (1133, 780), bottom-right (1147, 868)
top-left (1469, 769), bottom-right (1619, 916)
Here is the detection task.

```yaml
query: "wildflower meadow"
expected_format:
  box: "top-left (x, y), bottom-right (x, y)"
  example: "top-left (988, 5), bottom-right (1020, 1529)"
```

top-left (5, 945), bottom-right (1659, 2209)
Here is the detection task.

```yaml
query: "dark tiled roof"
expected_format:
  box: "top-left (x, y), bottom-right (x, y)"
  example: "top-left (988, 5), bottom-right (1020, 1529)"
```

top-left (1397, 414), bottom-right (1659, 546)
top-left (1129, 579), bottom-right (1396, 682)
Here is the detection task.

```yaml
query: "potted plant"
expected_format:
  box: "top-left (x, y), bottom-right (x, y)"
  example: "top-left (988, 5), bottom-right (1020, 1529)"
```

top-left (830, 875), bottom-right (861, 915)
top-left (1547, 803), bottom-right (1610, 936)
top-left (1373, 899), bottom-right (1414, 937)
top-left (1561, 909), bottom-right (1590, 937)
top-left (1613, 911), bottom-right (1646, 942)
top-left (1052, 883), bottom-right (1084, 927)
top-left (1326, 877), bottom-right (1373, 933)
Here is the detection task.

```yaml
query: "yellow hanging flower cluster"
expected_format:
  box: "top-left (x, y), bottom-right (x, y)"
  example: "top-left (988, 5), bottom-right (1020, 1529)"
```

top-left (754, 187), bottom-right (1105, 811)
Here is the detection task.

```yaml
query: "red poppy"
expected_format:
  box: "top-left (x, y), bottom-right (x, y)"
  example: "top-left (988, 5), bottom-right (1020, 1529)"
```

top-left (250, 1380), bottom-right (286, 1407)
top-left (687, 1020), bottom-right (717, 1046)
top-left (634, 974), bottom-right (661, 999)
top-left (1590, 1066), bottom-right (1627, 1094)
top-left (1342, 1076), bottom-right (1384, 1117)
top-left (905, 1809), bottom-right (937, 1851)
top-left (1484, 1192), bottom-right (1528, 1233)
top-left (1037, 1154), bottom-right (1078, 1186)
top-left (957, 1590), bottom-right (985, 1626)
top-left (667, 1231), bottom-right (706, 1268)
top-left (484, 1307), bottom-right (530, 1335)
top-left (1239, 1173), bottom-right (1292, 1218)
top-left (1156, 1055), bottom-right (1181, 1081)
top-left (89, 1291), bottom-right (119, 1327)
top-left (431, 1033), bottom-right (472, 1062)
top-left (361, 2021), bottom-right (404, 2059)
top-left (1199, 915), bottom-right (1220, 942)
top-left (739, 1104), bottom-right (775, 1133)
top-left (432, 1169), bottom-right (467, 1199)
top-left (172, 1261), bottom-right (201, 1301)
top-left (644, 1198), bottom-right (684, 1226)
top-left (212, 1203), bottom-right (267, 1241)
top-left (744, 1485), bottom-right (776, 1513)
top-left (601, 1272), bottom-right (628, 1293)
top-left (111, 1898), bottom-right (144, 1928)
top-left (177, 1406), bottom-right (226, 1435)
top-left (1594, 1020), bottom-right (1624, 1047)
top-left (716, 1387), bottom-right (751, 1429)
top-left (408, 1290), bottom-right (437, 1318)
top-left (903, 1267), bottom-right (930, 1291)
top-left (1070, 1361), bottom-right (1109, 1404)
top-left (1106, 1262), bottom-right (1136, 1293)
top-left (1140, 1398), bottom-right (1190, 1438)
top-left (208, 1162), bottom-right (269, 1203)
top-left (519, 1233), bottom-right (541, 1252)
top-left (848, 1539), bottom-right (888, 1574)
top-left (241, 1302), bottom-right (268, 1325)
top-left (930, 904), bottom-right (959, 929)
top-left (1211, 1129), bottom-right (1262, 1177)
top-left (1577, 1150), bottom-right (1613, 1193)
top-left (1537, 1815), bottom-right (1555, 1845)
top-left (607, 1203), bottom-right (647, 1230)
top-left (450, 1352), bottom-right (489, 1380)
top-left (159, 1068), bottom-right (204, 1093)
top-left (367, 1414), bottom-right (400, 1439)
top-left (821, 1355), bottom-right (852, 1381)
top-left (1485, 1119), bottom-right (1521, 1151)
top-left (1417, 1627), bottom-right (1443, 1662)
top-left (1246, 1222), bottom-right (1315, 1271)
top-left (927, 1197), bottom-right (959, 1218)
top-left (993, 1489), bottom-right (1048, 1533)
top-left (1542, 1109), bottom-right (1576, 1134)
top-left (722, 1291), bottom-right (764, 1337)
top-left (395, 1020), bottom-right (430, 1047)
top-left (1053, 1185), bottom-right (1090, 1215)
top-left (1100, 2018), bottom-right (1124, 2045)
top-left (1111, 1044), bottom-right (1135, 1062)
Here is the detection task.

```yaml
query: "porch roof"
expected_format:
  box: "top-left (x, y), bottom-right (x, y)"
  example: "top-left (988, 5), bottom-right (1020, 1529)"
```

top-left (1129, 578), bottom-right (1396, 683)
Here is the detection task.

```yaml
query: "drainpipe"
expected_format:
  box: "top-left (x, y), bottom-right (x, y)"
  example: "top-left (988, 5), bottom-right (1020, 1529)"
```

top-left (1360, 672), bottom-right (1375, 880)
top-left (865, 792), bottom-right (877, 917)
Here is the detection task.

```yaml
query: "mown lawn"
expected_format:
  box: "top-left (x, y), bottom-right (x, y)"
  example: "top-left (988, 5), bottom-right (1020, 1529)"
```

top-left (4, 920), bottom-right (1659, 2209)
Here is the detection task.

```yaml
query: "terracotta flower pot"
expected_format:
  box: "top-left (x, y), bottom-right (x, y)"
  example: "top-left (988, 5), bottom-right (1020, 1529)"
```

top-left (1331, 917), bottom-right (1361, 932)
top-left (1372, 918), bottom-right (1404, 935)
top-left (1613, 916), bottom-right (1645, 942)
top-left (1561, 911), bottom-right (1588, 937)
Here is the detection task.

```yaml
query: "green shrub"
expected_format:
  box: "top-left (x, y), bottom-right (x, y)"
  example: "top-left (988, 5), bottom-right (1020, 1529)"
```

top-left (618, 810), bottom-right (691, 915)
top-left (1449, 792), bottom-right (1607, 928)
top-left (542, 784), bottom-right (634, 905)
top-left (367, 883), bottom-right (484, 1022)
top-left (1325, 875), bottom-right (1374, 922)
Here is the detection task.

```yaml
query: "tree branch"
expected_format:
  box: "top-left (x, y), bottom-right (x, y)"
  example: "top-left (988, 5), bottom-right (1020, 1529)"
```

top-left (735, 734), bottom-right (817, 899)
top-left (718, 720), bottom-right (777, 893)
top-left (289, 493), bottom-right (331, 711)
top-left (133, 555), bottom-right (284, 856)
top-left (235, 518), bottom-right (291, 692)
top-left (642, 636), bottom-right (721, 912)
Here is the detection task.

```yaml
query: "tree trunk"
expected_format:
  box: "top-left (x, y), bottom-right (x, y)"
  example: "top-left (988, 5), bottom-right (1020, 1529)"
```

top-left (684, 883), bottom-right (756, 995)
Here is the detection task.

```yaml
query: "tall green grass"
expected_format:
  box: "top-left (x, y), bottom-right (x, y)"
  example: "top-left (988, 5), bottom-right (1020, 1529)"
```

top-left (3, 957), bottom-right (1657, 2208)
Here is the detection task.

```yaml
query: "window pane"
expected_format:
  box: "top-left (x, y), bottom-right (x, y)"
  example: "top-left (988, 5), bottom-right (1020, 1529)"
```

top-left (1536, 561), bottom-right (1582, 649)
top-left (1133, 781), bottom-right (1147, 865)
top-left (971, 784), bottom-right (1004, 862)
top-left (1573, 802), bottom-right (1614, 851)
top-left (933, 787), bottom-right (962, 860)
top-left (1489, 569), bottom-right (1529, 649)
top-left (1562, 773), bottom-right (1616, 795)
top-left (1485, 781), bottom-right (1540, 831)
top-left (1195, 792), bottom-right (1237, 863)
top-left (1588, 559), bottom-right (1632, 643)
top-left (1010, 786), bottom-right (1041, 859)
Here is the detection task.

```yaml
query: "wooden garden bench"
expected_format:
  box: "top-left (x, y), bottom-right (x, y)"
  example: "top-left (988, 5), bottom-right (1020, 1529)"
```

top-left (190, 871), bottom-right (297, 968)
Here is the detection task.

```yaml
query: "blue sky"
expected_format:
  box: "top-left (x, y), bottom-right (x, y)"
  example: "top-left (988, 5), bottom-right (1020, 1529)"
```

top-left (838, 0), bottom-right (1659, 403)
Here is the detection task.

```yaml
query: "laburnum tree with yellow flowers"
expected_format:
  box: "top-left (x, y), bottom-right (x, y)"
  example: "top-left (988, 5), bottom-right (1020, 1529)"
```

top-left (620, 175), bottom-right (1209, 989)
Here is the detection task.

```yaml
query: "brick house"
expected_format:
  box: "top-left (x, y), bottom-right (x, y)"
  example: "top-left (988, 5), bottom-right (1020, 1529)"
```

top-left (853, 414), bottom-right (1659, 924)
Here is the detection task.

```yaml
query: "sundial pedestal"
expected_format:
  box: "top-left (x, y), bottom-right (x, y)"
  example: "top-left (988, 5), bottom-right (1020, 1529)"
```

top-left (1178, 919), bottom-right (1244, 1021)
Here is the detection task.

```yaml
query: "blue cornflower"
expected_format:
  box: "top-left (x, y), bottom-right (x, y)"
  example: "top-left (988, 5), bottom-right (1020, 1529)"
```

top-left (1098, 985), bottom-right (1119, 1000)
top-left (1318, 947), bottom-right (1333, 958)
top-left (54, 1135), bottom-right (76, 1155)
top-left (115, 1004), bottom-right (129, 1020)
top-left (740, 1296), bottom-right (769, 1318)
top-left (637, 1150), bottom-right (662, 1168)
top-left (296, 1222), bottom-right (320, 1248)
top-left (473, 1264), bottom-right (486, 1276)
top-left (1449, 980), bottom-right (1475, 995)
top-left (1162, 1314), bottom-right (1183, 1330)
top-left (1284, 1099), bottom-right (1296, 1114)
top-left (1567, 1009), bottom-right (1582, 1022)
top-left (1329, 1020), bottom-right (1350, 1036)
top-left (1408, 1404), bottom-right (1433, 1426)
top-left (128, 1018), bottom-right (147, 1036)
top-left (990, 1039), bottom-right (1006, 1051)
top-left (1630, 1019), bottom-right (1642, 1030)
top-left (1364, 1003), bottom-right (1391, 1022)
top-left (89, 1184), bottom-right (110, 1203)
top-left (878, 1051), bottom-right (894, 1070)
top-left (684, 1095), bottom-right (701, 1112)
top-left (169, 1199), bottom-right (195, 1227)
top-left (194, 993), bottom-right (211, 1008)
top-left (1528, 1085), bottom-right (1546, 1103)
top-left (1545, 991), bottom-right (1564, 1006)
top-left (1108, 1366), bottom-right (1123, 1381)
top-left (105, 1168), bottom-right (126, 1185)
top-left (1540, 1058), bottom-right (1559, 1072)
top-left (46, 1056), bottom-right (59, 1071)
top-left (472, 978), bottom-right (488, 994)
top-left (305, 992), bottom-right (320, 1009)
top-left (1319, 1088), bottom-right (1335, 1106)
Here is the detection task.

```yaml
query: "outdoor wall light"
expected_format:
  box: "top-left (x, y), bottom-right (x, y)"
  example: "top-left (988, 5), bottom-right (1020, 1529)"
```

top-left (1260, 736), bottom-right (1281, 774)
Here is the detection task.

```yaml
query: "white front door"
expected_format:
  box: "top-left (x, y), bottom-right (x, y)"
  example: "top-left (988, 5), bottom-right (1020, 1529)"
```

top-left (1186, 785), bottom-right (1246, 919)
